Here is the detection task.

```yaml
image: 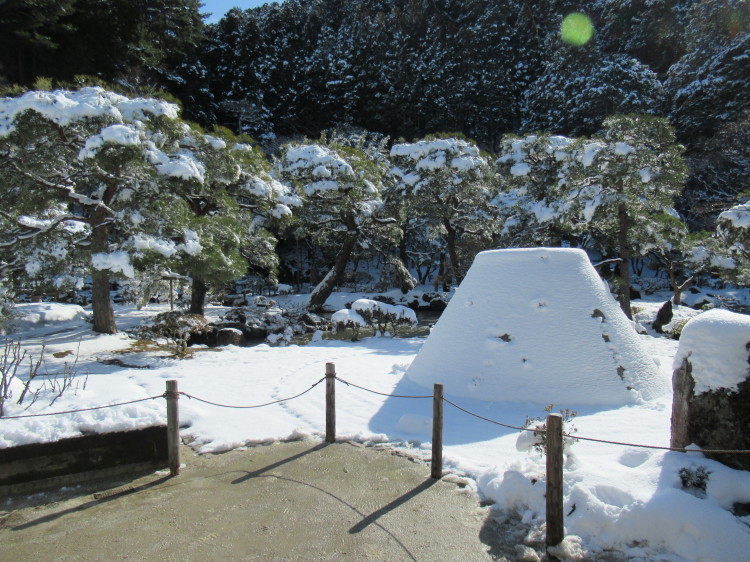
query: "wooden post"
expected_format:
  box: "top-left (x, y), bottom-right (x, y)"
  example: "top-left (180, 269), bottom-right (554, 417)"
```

top-left (166, 380), bottom-right (180, 476)
top-left (325, 363), bottom-right (336, 443)
top-left (431, 383), bottom-right (444, 479)
top-left (546, 413), bottom-right (564, 550)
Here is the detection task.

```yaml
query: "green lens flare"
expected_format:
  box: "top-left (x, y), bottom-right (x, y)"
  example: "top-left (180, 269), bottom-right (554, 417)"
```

top-left (561, 13), bottom-right (594, 46)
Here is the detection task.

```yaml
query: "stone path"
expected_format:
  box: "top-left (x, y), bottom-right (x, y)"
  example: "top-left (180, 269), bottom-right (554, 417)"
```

top-left (1, 441), bottom-right (514, 560)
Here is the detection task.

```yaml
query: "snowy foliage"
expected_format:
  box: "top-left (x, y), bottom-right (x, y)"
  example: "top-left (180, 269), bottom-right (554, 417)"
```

top-left (389, 137), bottom-right (496, 282)
top-left (275, 139), bottom-right (399, 309)
top-left (716, 202), bottom-right (750, 284)
top-left (0, 87), bottom-right (286, 329)
top-left (523, 52), bottom-right (665, 137)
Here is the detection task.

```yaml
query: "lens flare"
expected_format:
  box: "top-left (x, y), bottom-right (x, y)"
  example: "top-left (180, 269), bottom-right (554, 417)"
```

top-left (561, 13), bottom-right (594, 46)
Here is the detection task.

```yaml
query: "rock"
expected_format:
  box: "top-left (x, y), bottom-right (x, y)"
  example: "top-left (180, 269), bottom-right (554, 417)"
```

top-left (216, 327), bottom-right (244, 346)
top-left (652, 300), bottom-right (673, 333)
top-left (251, 295), bottom-right (277, 308)
top-left (428, 298), bottom-right (447, 311)
top-left (673, 356), bottom-right (750, 470)
top-left (671, 310), bottom-right (750, 470)
top-left (137, 311), bottom-right (212, 346)
top-left (220, 304), bottom-right (332, 342)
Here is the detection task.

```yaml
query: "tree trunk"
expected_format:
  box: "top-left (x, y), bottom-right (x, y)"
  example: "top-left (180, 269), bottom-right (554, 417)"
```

top-left (617, 203), bottom-right (632, 320)
top-left (672, 270), bottom-right (696, 307)
top-left (307, 233), bottom-right (357, 311)
top-left (443, 219), bottom-right (462, 286)
top-left (190, 277), bottom-right (208, 315)
top-left (90, 217), bottom-right (117, 334)
top-left (396, 231), bottom-right (415, 293)
top-left (91, 270), bottom-right (116, 334)
top-left (398, 228), bottom-right (409, 271)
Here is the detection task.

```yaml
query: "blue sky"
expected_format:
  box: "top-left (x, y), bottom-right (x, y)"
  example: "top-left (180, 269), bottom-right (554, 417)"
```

top-left (201, 1), bottom-right (279, 23)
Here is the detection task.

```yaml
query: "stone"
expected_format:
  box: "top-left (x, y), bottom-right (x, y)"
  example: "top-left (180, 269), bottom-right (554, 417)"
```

top-left (670, 310), bottom-right (750, 470)
top-left (216, 327), bottom-right (244, 346)
top-left (672, 356), bottom-right (750, 470)
top-left (652, 300), bottom-right (673, 333)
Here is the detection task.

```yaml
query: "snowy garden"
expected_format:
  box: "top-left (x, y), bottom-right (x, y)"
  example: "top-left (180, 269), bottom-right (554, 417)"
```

top-left (2, 246), bottom-right (750, 561)
top-left (3, 2), bottom-right (750, 560)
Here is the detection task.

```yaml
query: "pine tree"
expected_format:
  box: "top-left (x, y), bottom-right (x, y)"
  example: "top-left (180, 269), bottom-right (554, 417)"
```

top-left (522, 45), bottom-right (665, 137)
top-left (275, 136), bottom-right (398, 310)
top-left (0, 87), bottom-right (284, 332)
top-left (389, 136), bottom-right (497, 285)
top-left (564, 115), bottom-right (687, 317)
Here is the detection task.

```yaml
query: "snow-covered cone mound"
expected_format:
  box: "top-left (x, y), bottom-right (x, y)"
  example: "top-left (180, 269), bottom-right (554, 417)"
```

top-left (406, 248), bottom-right (666, 405)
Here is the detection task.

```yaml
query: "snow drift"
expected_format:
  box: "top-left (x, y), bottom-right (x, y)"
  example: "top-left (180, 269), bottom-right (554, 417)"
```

top-left (406, 248), bottom-right (667, 405)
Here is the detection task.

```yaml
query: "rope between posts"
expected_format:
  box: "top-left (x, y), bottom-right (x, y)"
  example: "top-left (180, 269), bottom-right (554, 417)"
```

top-left (444, 397), bottom-right (750, 453)
top-left (0, 395), bottom-right (164, 419)
top-left (565, 432), bottom-right (750, 454)
top-left (179, 376), bottom-right (326, 409)
top-left (334, 376), bottom-right (432, 399)
top-left (442, 397), bottom-right (538, 433)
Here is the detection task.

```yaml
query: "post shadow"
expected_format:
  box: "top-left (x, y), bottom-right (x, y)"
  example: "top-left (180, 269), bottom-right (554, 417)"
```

top-left (230, 442), bottom-right (330, 485)
top-left (349, 478), bottom-right (438, 533)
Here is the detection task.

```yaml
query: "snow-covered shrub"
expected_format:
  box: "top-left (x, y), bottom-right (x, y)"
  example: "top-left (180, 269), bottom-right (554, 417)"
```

top-left (667, 318), bottom-right (690, 340)
top-left (334, 299), bottom-right (417, 337)
top-left (679, 465), bottom-right (711, 496)
top-left (331, 308), bottom-right (367, 341)
top-left (517, 405), bottom-right (578, 455)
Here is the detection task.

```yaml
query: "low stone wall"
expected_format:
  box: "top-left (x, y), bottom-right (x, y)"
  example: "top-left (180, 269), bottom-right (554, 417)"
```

top-left (0, 425), bottom-right (168, 491)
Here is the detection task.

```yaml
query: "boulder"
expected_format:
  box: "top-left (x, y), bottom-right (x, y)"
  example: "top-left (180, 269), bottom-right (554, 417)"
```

top-left (652, 300), bottom-right (673, 334)
top-left (216, 327), bottom-right (244, 346)
top-left (671, 309), bottom-right (750, 470)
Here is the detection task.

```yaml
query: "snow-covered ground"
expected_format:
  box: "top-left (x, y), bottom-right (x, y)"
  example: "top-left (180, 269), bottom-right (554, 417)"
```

top-left (2, 293), bottom-right (750, 560)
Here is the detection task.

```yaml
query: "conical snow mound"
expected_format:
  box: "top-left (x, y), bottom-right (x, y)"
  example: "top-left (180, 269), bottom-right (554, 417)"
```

top-left (406, 248), bottom-right (667, 405)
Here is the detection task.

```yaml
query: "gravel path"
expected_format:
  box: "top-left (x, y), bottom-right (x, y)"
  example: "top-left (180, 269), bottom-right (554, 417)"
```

top-left (1, 441), bottom-right (516, 561)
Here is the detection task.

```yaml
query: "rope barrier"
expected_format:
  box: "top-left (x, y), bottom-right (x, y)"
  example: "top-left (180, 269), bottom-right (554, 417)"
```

top-left (442, 397), bottom-right (538, 433)
top-left (179, 376), bottom-right (326, 409)
top-left (445, 397), bottom-right (750, 453)
top-left (0, 395), bottom-right (164, 419)
top-left (334, 376), bottom-right (432, 399)
top-left (565, 432), bottom-right (750, 454)
top-left (4, 370), bottom-right (750, 455)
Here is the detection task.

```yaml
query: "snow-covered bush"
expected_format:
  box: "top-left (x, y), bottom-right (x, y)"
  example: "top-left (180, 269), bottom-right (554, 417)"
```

top-left (333, 299), bottom-right (417, 337)
top-left (331, 308), bottom-right (367, 341)
top-left (517, 405), bottom-right (578, 455)
top-left (679, 465), bottom-right (711, 496)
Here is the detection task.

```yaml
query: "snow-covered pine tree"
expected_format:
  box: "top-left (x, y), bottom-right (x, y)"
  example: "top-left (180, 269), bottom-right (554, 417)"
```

top-left (563, 114), bottom-right (687, 317)
top-left (522, 47), bottom-right (665, 137)
top-left (493, 133), bottom-right (575, 247)
top-left (126, 127), bottom-right (297, 315)
top-left (0, 87), bottom-right (290, 332)
top-left (389, 136), bottom-right (496, 286)
top-left (275, 138), bottom-right (398, 311)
